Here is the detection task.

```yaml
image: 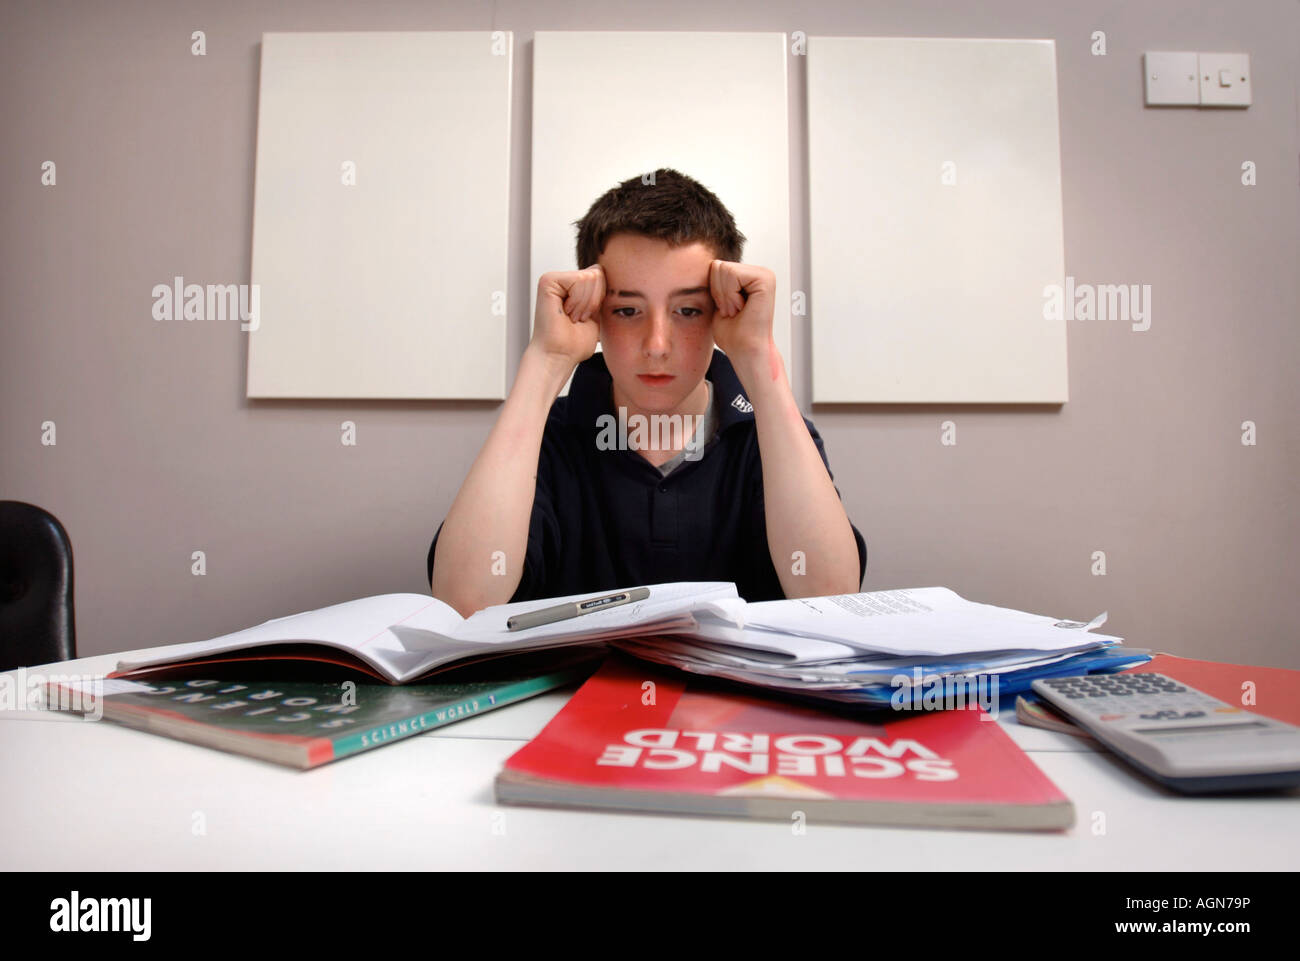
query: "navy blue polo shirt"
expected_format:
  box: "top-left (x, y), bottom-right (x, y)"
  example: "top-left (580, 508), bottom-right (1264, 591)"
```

top-left (427, 348), bottom-right (867, 603)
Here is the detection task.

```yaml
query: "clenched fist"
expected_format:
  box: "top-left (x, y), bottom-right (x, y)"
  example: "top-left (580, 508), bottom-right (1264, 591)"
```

top-left (529, 265), bottom-right (605, 369)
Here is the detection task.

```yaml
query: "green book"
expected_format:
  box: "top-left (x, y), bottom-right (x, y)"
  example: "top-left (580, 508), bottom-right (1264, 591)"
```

top-left (45, 648), bottom-right (604, 769)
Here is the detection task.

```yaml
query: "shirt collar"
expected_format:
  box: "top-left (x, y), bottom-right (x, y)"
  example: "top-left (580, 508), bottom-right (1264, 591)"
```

top-left (566, 349), bottom-right (755, 432)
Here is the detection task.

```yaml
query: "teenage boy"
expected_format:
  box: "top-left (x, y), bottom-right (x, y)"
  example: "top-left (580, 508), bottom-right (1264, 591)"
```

top-left (428, 169), bottom-right (866, 617)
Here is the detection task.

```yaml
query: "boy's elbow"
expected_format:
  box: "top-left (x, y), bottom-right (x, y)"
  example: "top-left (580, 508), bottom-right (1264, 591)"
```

top-left (432, 571), bottom-right (516, 619)
top-left (433, 587), bottom-right (481, 620)
top-left (782, 560), bottom-right (860, 599)
top-left (430, 571), bottom-right (477, 619)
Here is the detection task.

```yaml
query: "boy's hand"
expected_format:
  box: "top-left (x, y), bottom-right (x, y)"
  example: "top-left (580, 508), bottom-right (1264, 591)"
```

top-left (709, 260), bottom-right (776, 368)
top-left (529, 266), bottom-right (605, 368)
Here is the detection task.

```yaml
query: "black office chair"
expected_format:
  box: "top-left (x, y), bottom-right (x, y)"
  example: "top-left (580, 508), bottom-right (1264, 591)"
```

top-left (0, 501), bottom-right (76, 672)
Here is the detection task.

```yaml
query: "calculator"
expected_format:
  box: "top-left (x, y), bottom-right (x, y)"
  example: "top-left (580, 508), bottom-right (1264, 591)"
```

top-left (1030, 672), bottom-right (1300, 794)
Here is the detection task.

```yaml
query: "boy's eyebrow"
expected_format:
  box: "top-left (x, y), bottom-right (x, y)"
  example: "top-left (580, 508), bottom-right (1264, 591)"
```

top-left (609, 286), bottom-right (710, 299)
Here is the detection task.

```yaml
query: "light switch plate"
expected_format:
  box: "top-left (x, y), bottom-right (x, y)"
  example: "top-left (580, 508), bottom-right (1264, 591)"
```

top-left (1145, 51), bottom-right (1199, 105)
top-left (1198, 52), bottom-right (1251, 106)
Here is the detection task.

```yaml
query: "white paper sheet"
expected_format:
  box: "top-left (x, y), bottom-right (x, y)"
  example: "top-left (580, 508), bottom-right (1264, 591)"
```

top-left (742, 588), bottom-right (1117, 655)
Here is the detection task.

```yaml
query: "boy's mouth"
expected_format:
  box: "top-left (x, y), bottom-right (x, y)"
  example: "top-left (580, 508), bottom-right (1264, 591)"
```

top-left (637, 374), bottom-right (675, 387)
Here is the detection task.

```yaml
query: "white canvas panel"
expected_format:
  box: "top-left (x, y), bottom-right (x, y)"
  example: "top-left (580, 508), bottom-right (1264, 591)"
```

top-left (808, 37), bottom-right (1067, 403)
top-left (249, 31), bottom-right (512, 399)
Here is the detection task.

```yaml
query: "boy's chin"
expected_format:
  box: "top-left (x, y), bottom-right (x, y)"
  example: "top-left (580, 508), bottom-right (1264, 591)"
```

top-left (614, 380), bottom-right (686, 412)
top-left (629, 389), bottom-right (682, 411)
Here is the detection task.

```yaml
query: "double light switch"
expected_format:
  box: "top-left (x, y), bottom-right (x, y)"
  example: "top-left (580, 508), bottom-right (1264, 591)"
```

top-left (1144, 52), bottom-right (1252, 107)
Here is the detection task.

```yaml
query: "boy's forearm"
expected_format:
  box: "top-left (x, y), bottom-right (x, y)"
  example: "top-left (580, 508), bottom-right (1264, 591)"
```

top-left (733, 346), bottom-right (861, 599)
top-left (431, 347), bottom-right (574, 616)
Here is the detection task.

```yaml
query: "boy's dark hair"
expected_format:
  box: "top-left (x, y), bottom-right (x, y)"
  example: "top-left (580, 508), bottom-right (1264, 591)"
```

top-left (573, 168), bottom-right (747, 270)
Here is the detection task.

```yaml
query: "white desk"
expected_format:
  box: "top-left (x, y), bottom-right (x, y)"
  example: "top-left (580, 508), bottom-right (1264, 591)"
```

top-left (2, 647), bottom-right (1296, 871)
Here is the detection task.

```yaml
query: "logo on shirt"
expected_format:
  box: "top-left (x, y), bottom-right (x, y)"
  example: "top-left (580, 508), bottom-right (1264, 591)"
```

top-left (730, 394), bottom-right (754, 414)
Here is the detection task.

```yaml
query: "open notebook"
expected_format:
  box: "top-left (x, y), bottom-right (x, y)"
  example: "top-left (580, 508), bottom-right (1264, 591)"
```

top-left (111, 583), bottom-right (744, 684)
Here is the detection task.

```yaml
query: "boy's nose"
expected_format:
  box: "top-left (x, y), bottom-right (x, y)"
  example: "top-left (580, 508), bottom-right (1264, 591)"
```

top-left (642, 312), bottom-right (671, 356)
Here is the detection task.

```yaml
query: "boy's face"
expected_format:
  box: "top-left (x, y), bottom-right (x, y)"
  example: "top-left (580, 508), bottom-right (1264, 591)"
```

top-left (597, 232), bottom-right (717, 416)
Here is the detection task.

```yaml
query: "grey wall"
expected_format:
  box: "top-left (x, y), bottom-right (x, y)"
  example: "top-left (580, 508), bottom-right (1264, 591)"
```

top-left (2, 0), bottom-right (1296, 668)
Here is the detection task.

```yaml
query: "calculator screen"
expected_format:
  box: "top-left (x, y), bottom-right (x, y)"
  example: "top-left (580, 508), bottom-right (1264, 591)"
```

top-left (1135, 721), bottom-right (1267, 736)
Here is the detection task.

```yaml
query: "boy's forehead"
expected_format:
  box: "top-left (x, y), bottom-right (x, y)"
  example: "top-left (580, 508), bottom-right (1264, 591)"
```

top-left (600, 234), bottom-right (714, 294)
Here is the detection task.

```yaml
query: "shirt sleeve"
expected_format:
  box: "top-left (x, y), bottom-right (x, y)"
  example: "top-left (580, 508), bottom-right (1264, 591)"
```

top-left (740, 417), bottom-right (868, 597)
top-left (507, 436), bottom-right (563, 603)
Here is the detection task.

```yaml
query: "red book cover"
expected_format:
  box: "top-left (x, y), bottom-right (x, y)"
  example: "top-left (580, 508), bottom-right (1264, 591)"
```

top-left (1124, 654), bottom-right (1300, 726)
top-left (497, 654), bottom-right (1074, 831)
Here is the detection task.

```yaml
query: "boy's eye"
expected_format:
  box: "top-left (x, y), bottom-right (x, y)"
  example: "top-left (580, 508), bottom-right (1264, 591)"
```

top-left (611, 307), bottom-right (705, 318)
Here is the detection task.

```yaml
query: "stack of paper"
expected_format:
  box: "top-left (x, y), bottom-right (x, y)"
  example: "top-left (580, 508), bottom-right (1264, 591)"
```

top-left (609, 587), bottom-right (1150, 707)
